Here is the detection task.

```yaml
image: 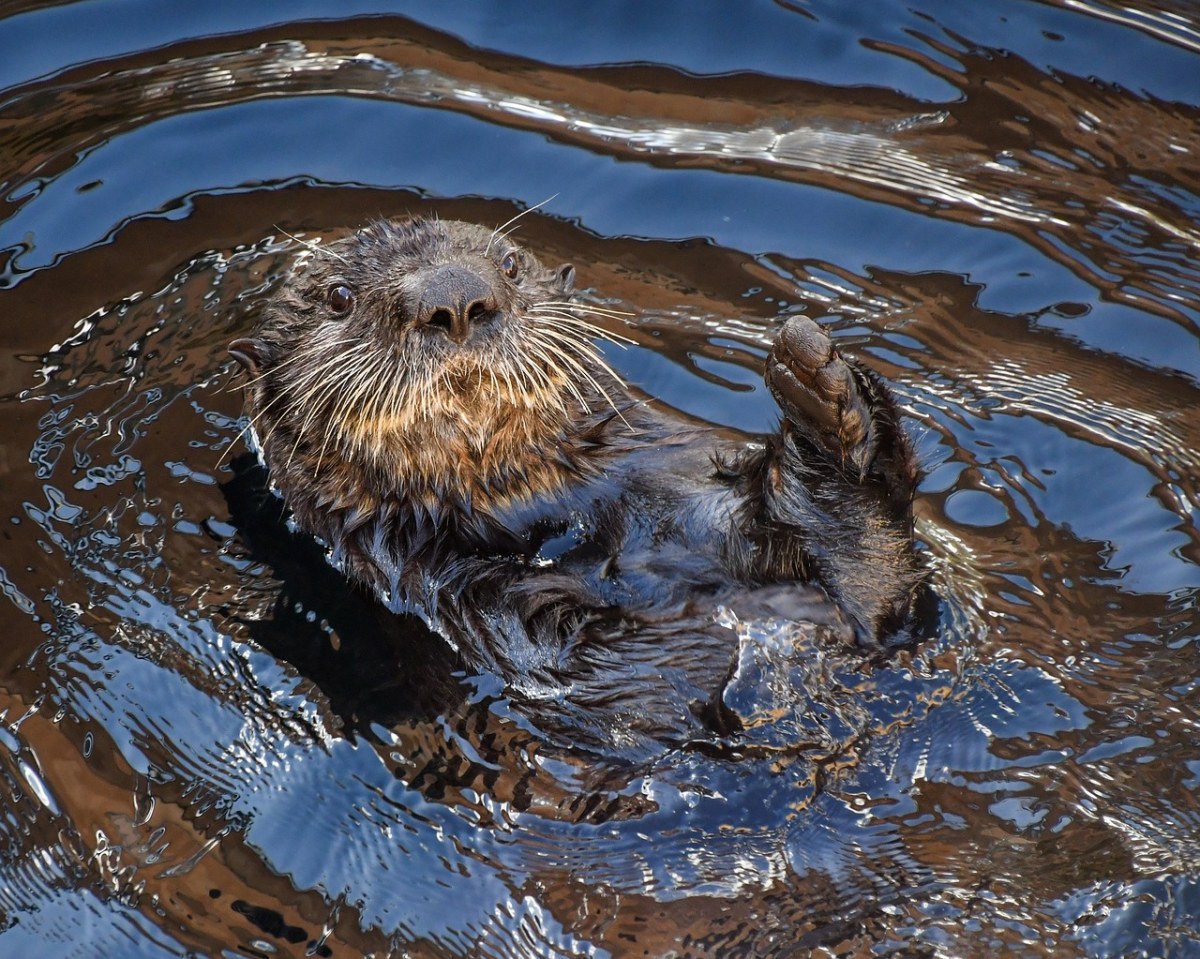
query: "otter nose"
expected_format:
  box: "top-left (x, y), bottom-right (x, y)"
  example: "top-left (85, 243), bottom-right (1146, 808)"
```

top-left (410, 263), bottom-right (497, 343)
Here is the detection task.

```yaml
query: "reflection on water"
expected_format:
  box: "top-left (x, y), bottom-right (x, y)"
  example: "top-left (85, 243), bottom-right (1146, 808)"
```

top-left (1, 2), bottom-right (1198, 956)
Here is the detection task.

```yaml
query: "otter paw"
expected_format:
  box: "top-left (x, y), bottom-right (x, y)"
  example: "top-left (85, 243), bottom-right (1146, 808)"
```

top-left (765, 317), bottom-right (875, 474)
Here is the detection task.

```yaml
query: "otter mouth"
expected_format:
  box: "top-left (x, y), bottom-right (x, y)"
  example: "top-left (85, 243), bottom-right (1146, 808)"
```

top-left (394, 304), bottom-right (519, 365)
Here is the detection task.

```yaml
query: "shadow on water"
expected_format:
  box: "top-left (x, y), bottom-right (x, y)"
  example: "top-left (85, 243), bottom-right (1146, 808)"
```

top-left (0, 2), bottom-right (1198, 957)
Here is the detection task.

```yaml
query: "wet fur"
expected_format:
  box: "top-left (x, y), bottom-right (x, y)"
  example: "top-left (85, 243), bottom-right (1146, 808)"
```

top-left (232, 217), bottom-right (922, 758)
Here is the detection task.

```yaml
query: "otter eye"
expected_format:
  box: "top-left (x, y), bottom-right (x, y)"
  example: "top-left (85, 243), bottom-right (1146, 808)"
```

top-left (501, 252), bottom-right (520, 279)
top-left (328, 284), bottom-right (356, 315)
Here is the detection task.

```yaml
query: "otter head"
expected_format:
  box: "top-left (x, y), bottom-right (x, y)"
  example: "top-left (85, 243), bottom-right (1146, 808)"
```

top-left (232, 218), bottom-right (624, 521)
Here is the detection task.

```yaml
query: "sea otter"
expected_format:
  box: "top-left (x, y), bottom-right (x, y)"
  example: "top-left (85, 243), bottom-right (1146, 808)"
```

top-left (229, 217), bottom-right (921, 757)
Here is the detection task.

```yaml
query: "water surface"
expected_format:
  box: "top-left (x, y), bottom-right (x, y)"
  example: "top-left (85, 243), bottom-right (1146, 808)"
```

top-left (1, 2), bottom-right (1198, 956)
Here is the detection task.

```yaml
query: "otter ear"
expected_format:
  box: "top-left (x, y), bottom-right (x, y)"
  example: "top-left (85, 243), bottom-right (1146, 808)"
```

top-left (554, 263), bottom-right (576, 294)
top-left (229, 337), bottom-right (270, 374)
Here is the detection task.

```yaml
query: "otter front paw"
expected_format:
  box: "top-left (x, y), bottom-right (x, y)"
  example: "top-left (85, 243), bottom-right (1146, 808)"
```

top-left (765, 317), bottom-right (877, 478)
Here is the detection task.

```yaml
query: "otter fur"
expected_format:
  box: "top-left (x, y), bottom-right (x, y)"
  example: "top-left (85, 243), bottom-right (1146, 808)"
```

top-left (230, 217), bottom-right (922, 757)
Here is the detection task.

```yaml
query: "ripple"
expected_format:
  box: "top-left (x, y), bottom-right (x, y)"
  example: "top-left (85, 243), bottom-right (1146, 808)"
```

top-left (0, 3), bottom-right (1197, 955)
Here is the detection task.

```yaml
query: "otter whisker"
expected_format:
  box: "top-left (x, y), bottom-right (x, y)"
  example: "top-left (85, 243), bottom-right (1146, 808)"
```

top-left (535, 300), bottom-right (636, 320)
top-left (319, 355), bottom-right (379, 453)
top-left (540, 314), bottom-right (638, 345)
top-left (549, 356), bottom-right (604, 417)
top-left (532, 321), bottom-right (628, 357)
top-left (531, 304), bottom-right (633, 330)
top-left (219, 342), bottom-right (370, 468)
top-left (230, 333), bottom-right (363, 392)
top-left (525, 342), bottom-right (585, 414)
top-left (346, 350), bottom-right (395, 459)
top-left (356, 378), bottom-right (381, 459)
top-left (529, 309), bottom-right (637, 349)
top-left (536, 330), bottom-right (629, 404)
top-left (275, 225), bottom-right (351, 265)
top-left (538, 318), bottom-right (635, 347)
top-left (532, 304), bottom-right (638, 335)
top-left (286, 342), bottom-right (377, 462)
top-left (544, 342), bottom-right (611, 401)
top-left (502, 345), bottom-right (546, 411)
top-left (367, 351), bottom-right (410, 442)
top-left (493, 356), bottom-right (518, 411)
top-left (288, 362), bottom-right (361, 470)
top-left (280, 341), bottom-right (372, 402)
top-left (531, 328), bottom-right (631, 428)
top-left (278, 343), bottom-right (375, 462)
top-left (532, 324), bottom-right (621, 374)
top-left (486, 194), bottom-right (558, 255)
top-left (506, 342), bottom-right (540, 398)
top-left (527, 357), bottom-right (559, 408)
top-left (497, 353), bottom-right (523, 408)
top-left (530, 321), bottom-right (602, 355)
top-left (319, 349), bottom-right (387, 470)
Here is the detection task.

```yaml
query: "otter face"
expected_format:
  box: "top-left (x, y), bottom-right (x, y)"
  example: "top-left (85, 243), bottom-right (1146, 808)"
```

top-left (232, 218), bottom-right (623, 506)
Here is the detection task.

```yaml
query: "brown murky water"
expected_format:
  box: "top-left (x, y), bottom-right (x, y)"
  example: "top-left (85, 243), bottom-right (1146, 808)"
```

top-left (1, 3), bottom-right (1198, 956)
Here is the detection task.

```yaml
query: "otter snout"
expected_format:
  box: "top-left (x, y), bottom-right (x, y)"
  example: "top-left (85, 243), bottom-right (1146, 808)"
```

top-left (407, 263), bottom-right (498, 343)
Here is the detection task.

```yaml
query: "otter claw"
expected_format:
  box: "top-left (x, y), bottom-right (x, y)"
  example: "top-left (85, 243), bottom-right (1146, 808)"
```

top-left (766, 317), bottom-right (874, 472)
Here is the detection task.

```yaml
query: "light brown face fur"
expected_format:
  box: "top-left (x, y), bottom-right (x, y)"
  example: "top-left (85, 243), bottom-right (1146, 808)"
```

top-left (232, 218), bottom-right (628, 511)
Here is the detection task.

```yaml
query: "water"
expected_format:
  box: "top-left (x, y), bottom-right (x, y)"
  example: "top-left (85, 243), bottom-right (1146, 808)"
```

top-left (1, 2), bottom-right (1198, 956)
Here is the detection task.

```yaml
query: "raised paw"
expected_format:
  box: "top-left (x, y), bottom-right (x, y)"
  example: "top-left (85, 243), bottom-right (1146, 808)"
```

top-left (765, 317), bottom-right (877, 478)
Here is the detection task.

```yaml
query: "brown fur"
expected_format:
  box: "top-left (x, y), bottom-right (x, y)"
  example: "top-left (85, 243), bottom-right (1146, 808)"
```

top-left (230, 216), bottom-right (923, 756)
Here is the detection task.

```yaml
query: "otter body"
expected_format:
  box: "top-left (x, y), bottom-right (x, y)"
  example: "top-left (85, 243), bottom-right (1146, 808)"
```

top-left (231, 218), bottom-right (921, 757)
